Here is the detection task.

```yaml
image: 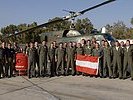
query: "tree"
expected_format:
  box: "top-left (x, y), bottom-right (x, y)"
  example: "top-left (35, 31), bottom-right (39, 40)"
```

top-left (105, 21), bottom-right (130, 39)
top-left (131, 18), bottom-right (133, 26)
top-left (47, 17), bottom-right (71, 31)
top-left (75, 18), bottom-right (93, 34)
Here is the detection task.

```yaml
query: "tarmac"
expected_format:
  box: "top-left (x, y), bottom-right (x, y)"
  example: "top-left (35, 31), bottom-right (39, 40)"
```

top-left (0, 76), bottom-right (133, 100)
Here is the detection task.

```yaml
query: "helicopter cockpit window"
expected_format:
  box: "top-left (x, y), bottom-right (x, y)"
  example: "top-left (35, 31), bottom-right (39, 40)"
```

top-left (103, 34), bottom-right (116, 42)
top-left (93, 35), bottom-right (104, 41)
top-left (66, 30), bottom-right (81, 37)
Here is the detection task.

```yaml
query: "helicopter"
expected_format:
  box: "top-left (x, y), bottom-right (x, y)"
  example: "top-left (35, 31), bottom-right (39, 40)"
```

top-left (3, 0), bottom-right (116, 43)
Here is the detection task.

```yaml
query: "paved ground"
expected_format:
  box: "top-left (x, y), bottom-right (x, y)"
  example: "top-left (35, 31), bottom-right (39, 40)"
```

top-left (0, 76), bottom-right (133, 100)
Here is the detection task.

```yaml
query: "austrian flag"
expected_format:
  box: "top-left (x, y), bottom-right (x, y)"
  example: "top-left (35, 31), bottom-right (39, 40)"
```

top-left (76, 54), bottom-right (99, 75)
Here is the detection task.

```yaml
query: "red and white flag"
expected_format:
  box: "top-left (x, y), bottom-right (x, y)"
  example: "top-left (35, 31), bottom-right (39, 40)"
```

top-left (76, 54), bottom-right (99, 75)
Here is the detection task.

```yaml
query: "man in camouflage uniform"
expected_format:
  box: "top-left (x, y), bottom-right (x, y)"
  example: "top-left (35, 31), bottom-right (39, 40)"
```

top-left (39, 40), bottom-right (48, 77)
top-left (123, 40), bottom-right (133, 80)
top-left (0, 42), bottom-right (7, 79)
top-left (34, 42), bottom-right (40, 77)
top-left (55, 43), bottom-right (66, 76)
top-left (48, 42), bottom-right (56, 77)
top-left (65, 42), bottom-right (76, 76)
top-left (103, 41), bottom-right (113, 78)
top-left (76, 43), bottom-right (84, 75)
top-left (6, 43), bottom-right (15, 78)
top-left (27, 42), bottom-right (37, 78)
top-left (84, 40), bottom-right (92, 56)
top-left (112, 41), bottom-right (123, 79)
top-left (92, 43), bottom-right (103, 77)
top-left (1, 42), bottom-right (7, 78)
top-left (76, 43), bottom-right (84, 55)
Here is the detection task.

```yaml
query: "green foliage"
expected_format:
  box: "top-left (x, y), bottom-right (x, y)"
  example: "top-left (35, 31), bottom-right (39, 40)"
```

top-left (75, 18), bottom-right (93, 34)
top-left (131, 18), bottom-right (133, 26)
top-left (105, 20), bottom-right (133, 39)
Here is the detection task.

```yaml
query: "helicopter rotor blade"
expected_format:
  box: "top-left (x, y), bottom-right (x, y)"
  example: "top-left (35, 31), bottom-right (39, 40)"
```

top-left (79, 0), bottom-right (116, 14)
top-left (63, 9), bottom-right (76, 14)
top-left (3, 0), bottom-right (116, 39)
top-left (4, 18), bottom-right (65, 38)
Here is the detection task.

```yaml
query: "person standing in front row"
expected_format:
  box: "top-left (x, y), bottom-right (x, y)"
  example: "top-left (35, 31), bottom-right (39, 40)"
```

top-left (75, 43), bottom-right (84, 75)
top-left (123, 40), bottom-right (133, 80)
top-left (55, 43), bottom-right (66, 76)
top-left (1, 42), bottom-right (7, 78)
top-left (65, 42), bottom-right (76, 76)
top-left (103, 41), bottom-right (113, 78)
top-left (112, 41), bottom-right (123, 79)
top-left (0, 43), bottom-right (7, 79)
top-left (6, 43), bottom-right (15, 78)
top-left (48, 42), bottom-right (56, 77)
top-left (39, 40), bottom-right (48, 77)
top-left (34, 42), bottom-right (40, 77)
top-left (27, 42), bottom-right (37, 78)
top-left (92, 43), bottom-right (103, 77)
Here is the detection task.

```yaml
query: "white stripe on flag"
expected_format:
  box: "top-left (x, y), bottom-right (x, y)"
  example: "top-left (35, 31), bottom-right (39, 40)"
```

top-left (76, 60), bottom-right (98, 69)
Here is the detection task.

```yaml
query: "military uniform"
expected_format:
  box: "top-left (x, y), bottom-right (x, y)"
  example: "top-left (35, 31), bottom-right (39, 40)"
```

top-left (66, 47), bottom-right (76, 75)
top-left (92, 48), bottom-right (103, 76)
top-left (55, 47), bottom-right (66, 75)
top-left (103, 47), bottom-right (112, 78)
top-left (6, 48), bottom-right (15, 77)
top-left (48, 47), bottom-right (56, 77)
top-left (27, 47), bottom-right (37, 78)
top-left (35, 46), bottom-right (40, 77)
top-left (76, 47), bottom-right (84, 55)
top-left (84, 45), bottom-right (92, 56)
top-left (76, 46), bottom-right (84, 75)
top-left (112, 47), bottom-right (123, 78)
top-left (123, 46), bottom-right (133, 79)
top-left (1, 47), bottom-right (7, 77)
top-left (0, 47), bottom-right (6, 78)
top-left (39, 45), bottom-right (48, 77)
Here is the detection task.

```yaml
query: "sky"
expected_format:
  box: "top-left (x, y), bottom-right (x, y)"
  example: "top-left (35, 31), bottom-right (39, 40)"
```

top-left (0, 0), bottom-right (132, 30)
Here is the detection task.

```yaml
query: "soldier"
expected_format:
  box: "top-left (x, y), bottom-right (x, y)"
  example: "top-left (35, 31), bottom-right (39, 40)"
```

top-left (75, 43), bottom-right (84, 75)
top-left (39, 40), bottom-right (48, 77)
top-left (123, 40), bottom-right (133, 80)
top-left (100, 40), bottom-right (105, 48)
top-left (12, 42), bottom-right (20, 76)
top-left (63, 42), bottom-right (67, 70)
top-left (53, 41), bottom-right (58, 49)
top-left (13, 42), bottom-right (20, 53)
top-left (81, 39), bottom-right (86, 52)
top-left (92, 43), bottom-right (103, 77)
top-left (55, 43), bottom-right (66, 76)
top-left (84, 40), bottom-right (92, 56)
top-left (48, 42), bottom-right (56, 77)
top-left (0, 43), bottom-right (7, 79)
top-left (6, 43), bottom-right (15, 78)
top-left (65, 42), bottom-right (76, 76)
top-left (63, 42), bottom-right (68, 49)
top-left (120, 41), bottom-right (125, 76)
top-left (76, 43), bottom-right (84, 55)
top-left (72, 42), bottom-right (77, 50)
top-left (34, 42), bottom-right (40, 77)
top-left (91, 37), bottom-right (96, 49)
top-left (53, 41), bottom-right (58, 73)
top-left (1, 42), bottom-right (7, 78)
top-left (24, 43), bottom-right (29, 54)
top-left (103, 41), bottom-right (113, 78)
top-left (27, 42), bottom-right (37, 78)
top-left (99, 40), bottom-right (105, 77)
top-left (112, 41), bottom-right (123, 79)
